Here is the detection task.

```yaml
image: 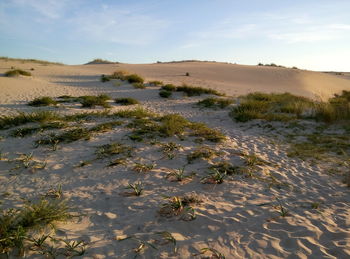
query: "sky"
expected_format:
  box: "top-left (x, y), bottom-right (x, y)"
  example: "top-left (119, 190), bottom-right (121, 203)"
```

top-left (0, 0), bottom-right (350, 71)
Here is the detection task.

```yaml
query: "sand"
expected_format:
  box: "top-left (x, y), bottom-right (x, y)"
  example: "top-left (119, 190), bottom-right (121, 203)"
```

top-left (0, 60), bottom-right (349, 258)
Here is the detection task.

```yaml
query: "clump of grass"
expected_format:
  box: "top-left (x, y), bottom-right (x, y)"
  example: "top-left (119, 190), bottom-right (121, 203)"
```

top-left (0, 57), bottom-right (62, 65)
top-left (79, 94), bottom-right (111, 108)
top-left (89, 121), bottom-right (122, 133)
top-left (4, 69), bottom-right (31, 77)
top-left (132, 82), bottom-right (146, 89)
top-left (187, 146), bottom-right (219, 163)
top-left (100, 74), bottom-right (110, 82)
top-left (230, 92), bottom-right (312, 122)
top-left (201, 169), bottom-right (226, 184)
top-left (161, 84), bottom-right (177, 92)
top-left (112, 107), bottom-right (156, 119)
top-left (148, 80), bottom-right (163, 86)
top-left (159, 114), bottom-right (189, 137)
top-left (133, 162), bottom-right (155, 173)
top-left (96, 142), bottom-right (132, 158)
top-left (287, 133), bottom-right (350, 160)
top-left (189, 122), bottom-right (226, 142)
top-left (0, 199), bottom-right (73, 256)
top-left (167, 167), bottom-right (195, 182)
top-left (196, 247), bottom-right (225, 259)
top-left (37, 127), bottom-right (91, 146)
top-left (159, 194), bottom-right (201, 220)
top-left (124, 181), bottom-right (143, 196)
top-left (197, 97), bottom-right (234, 109)
top-left (275, 198), bottom-right (289, 217)
top-left (210, 161), bottom-right (240, 175)
top-left (56, 95), bottom-right (81, 103)
top-left (28, 97), bottom-right (57, 107)
top-left (177, 84), bottom-right (223, 96)
top-left (161, 142), bottom-right (181, 159)
top-left (125, 74), bottom-right (144, 84)
top-left (0, 111), bottom-right (62, 130)
top-left (242, 153), bottom-right (267, 166)
top-left (115, 97), bottom-right (139, 105)
top-left (159, 90), bottom-right (172, 98)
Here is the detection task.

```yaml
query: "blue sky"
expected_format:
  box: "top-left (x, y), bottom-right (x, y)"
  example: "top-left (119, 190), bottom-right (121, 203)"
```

top-left (1, 0), bottom-right (349, 71)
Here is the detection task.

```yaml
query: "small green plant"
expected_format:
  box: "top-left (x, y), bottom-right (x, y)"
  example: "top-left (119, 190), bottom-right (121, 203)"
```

top-left (187, 146), bottom-right (219, 163)
top-left (118, 236), bottom-right (157, 256)
top-left (201, 169), bottom-right (226, 184)
top-left (196, 247), bottom-right (225, 259)
top-left (126, 74), bottom-right (144, 84)
top-left (159, 194), bottom-right (201, 219)
top-left (108, 158), bottom-right (128, 167)
top-left (115, 97), bottom-right (139, 105)
top-left (45, 184), bottom-right (63, 199)
top-left (161, 142), bottom-right (181, 159)
top-left (132, 82), bottom-right (146, 89)
top-left (125, 182), bottom-right (143, 196)
top-left (89, 121), bottom-right (123, 133)
top-left (242, 153), bottom-right (267, 166)
top-left (159, 90), bottom-right (172, 98)
top-left (167, 167), bottom-right (194, 182)
top-left (176, 84), bottom-right (223, 96)
top-left (276, 198), bottom-right (289, 217)
top-left (197, 97), bottom-right (234, 109)
top-left (37, 127), bottom-right (91, 145)
top-left (161, 84), bottom-right (177, 92)
top-left (96, 142), bottom-right (132, 158)
top-left (311, 202), bottom-right (320, 209)
top-left (79, 94), bottom-right (111, 108)
top-left (101, 74), bottom-right (110, 82)
top-left (4, 69), bottom-right (31, 77)
top-left (148, 80), bottom-right (163, 86)
top-left (28, 97), bottom-right (57, 107)
top-left (210, 161), bottom-right (240, 175)
top-left (155, 231), bottom-right (177, 253)
top-left (61, 239), bottom-right (86, 257)
top-left (133, 162), bottom-right (155, 173)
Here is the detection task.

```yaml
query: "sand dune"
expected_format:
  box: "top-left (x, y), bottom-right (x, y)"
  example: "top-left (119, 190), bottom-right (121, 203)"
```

top-left (0, 60), bottom-right (349, 258)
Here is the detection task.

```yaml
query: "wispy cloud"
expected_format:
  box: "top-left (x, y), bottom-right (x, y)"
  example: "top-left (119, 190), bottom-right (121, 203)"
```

top-left (69, 7), bottom-right (168, 45)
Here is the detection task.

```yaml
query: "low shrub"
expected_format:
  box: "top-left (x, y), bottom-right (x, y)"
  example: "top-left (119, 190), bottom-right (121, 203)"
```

top-left (125, 74), bottom-right (144, 84)
top-left (159, 90), bottom-right (172, 98)
top-left (176, 84), bottom-right (223, 96)
top-left (79, 94), bottom-right (111, 108)
top-left (161, 84), bottom-right (177, 92)
top-left (28, 97), bottom-right (57, 107)
top-left (197, 97), bottom-right (233, 109)
top-left (115, 97), bottom-right (139, 105)
top-left (4, 69), bottom-right (31, 77)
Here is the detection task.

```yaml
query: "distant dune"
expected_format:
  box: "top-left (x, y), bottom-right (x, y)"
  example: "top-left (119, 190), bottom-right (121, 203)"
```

top-left (82, 61), bottom-right (350, 100)
top-left (1, 59), bottom-right (350, 115)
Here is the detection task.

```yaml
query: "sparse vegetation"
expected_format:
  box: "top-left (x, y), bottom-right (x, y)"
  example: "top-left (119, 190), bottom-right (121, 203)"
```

top-left (201, 169), bottom-right (226, 184)
top-left (95, 142), bottom-right (132, 158)
top-left (159, 90), bottom-right (172, 98)
top-left (176, 84), bottom-right (223, 97)
top-left (133, 162), bottom-right (155, 173)
top-left (132, 82), bottom-right (146, 89)
top-left (187, 146), bottom-right (219, 163)
top-left (161, 84), bottom-right (177, 92)
top-left (159, 194), bottom-right (201, 220)
top-left (125, 182), bottom-right (143, 196)
top-left (197, 97), bottom-right (234, 109)
top-left (79, 94), bottom-right (111, 108)
top-left (28, 96), bottom-right (57, 107)
top-left (0, 199), bottom-right (73, 256)
top-left (0, 56), bottom-right (63, 65)
top-left (115, 97), bottom-right (139, 105)
top-left (4, 69), bottom-right (32, 77)
top-left (148, 80), bottom-right (163, 86)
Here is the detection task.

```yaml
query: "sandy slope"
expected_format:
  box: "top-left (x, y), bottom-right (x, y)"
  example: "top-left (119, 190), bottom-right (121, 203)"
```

top-left (0, 60), bottom-right (349, 258)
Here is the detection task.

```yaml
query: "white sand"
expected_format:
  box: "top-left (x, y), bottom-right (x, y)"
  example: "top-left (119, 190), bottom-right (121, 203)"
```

top-left (0, 60), bottom-right (349, 258)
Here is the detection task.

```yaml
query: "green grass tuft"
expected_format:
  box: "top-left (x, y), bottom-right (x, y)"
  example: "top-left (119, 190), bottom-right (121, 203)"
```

top-left (28, 97), bottom-right (57, 107)
top-left (115, 97), bottom-right (139, 105)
